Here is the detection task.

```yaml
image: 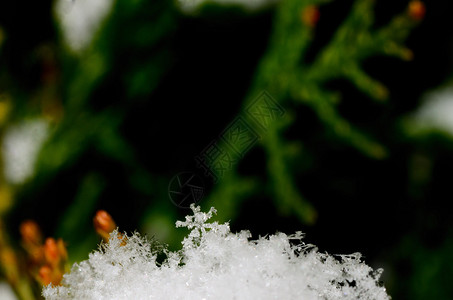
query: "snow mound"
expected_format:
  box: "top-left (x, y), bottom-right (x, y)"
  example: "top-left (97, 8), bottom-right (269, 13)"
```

top-left (43, 205), bottom-right (389, 299)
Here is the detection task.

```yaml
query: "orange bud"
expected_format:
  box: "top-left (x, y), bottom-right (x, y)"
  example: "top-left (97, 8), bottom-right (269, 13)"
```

top-left (43, 238), bottom-right (60, 266)
top-left (38, 265), bottom-right (52, 286)
top-left (57, 239), bottom-right (68, 262)
top-left (94, 210), bottom-right (116, 241)
top-left (408, 0), bottom-right (425, 21)
top-left (301, 5), bottom-right (320, 28)
top-left (20, 220), bottom-right (42, 246)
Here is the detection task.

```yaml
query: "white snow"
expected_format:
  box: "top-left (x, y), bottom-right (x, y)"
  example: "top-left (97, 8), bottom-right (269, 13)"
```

top-left (1, 119), bottom-right (49, 184)
top-left (0, 282), bottom-right (17, 300)
top-left (43, 205), bottom-right (389, 300)
top-left (413, 85), bottom-right (453, 135)
top-left (54, 0), bottom-right (114, 53)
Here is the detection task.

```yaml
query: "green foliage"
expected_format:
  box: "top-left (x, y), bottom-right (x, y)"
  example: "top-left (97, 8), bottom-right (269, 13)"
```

top-left (206, 0), bottom-right (418, 225)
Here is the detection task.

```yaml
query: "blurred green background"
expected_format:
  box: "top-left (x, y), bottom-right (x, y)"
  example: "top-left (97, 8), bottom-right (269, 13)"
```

top-left (1, 0), bottom-right (453, 299)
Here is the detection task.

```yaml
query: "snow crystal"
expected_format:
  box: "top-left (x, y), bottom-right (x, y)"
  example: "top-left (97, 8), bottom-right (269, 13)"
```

top-left (43, 205), bottom-right (389, 300)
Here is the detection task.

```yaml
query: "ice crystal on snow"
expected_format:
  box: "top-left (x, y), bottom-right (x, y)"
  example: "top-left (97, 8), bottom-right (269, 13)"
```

top-left (43, 205), bottom-right (389, 299)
